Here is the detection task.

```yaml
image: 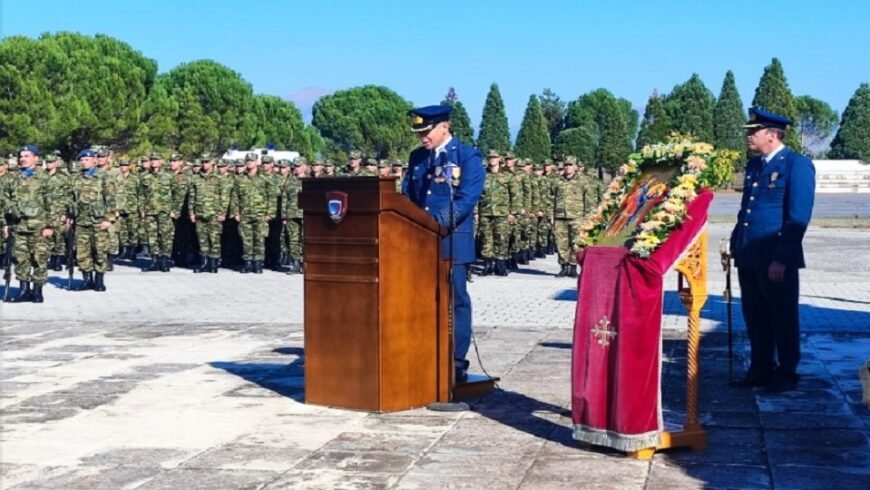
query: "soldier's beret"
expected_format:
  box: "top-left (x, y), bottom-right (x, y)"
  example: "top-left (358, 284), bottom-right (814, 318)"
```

top-left (261, 155), bottom-right (275, 164)
top-left (19, 144), bottom-right (40, 155)
top-left (77, 149), bottom-right (97, 159)
top-left (744, 106), bottom-right (792, 130)
top-left (365, 157), bottom-right (378, 166)
top-left (349, 150), bottom-right (362, 159)
top-left (408, 105), bottom-right (451, 133)
top-left (244, 152), bottom-right (258, 162)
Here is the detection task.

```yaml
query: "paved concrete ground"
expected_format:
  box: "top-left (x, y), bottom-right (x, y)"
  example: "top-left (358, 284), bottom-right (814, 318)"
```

top-left (1, 222), bottom-right (869, 489)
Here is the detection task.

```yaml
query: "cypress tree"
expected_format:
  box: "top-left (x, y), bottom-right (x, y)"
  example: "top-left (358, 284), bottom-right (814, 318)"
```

top-left (752, 58), bottom-right (800, 149)
top-left (636, 90), bottom-right (673, 148)
top-left (829, 83), bottom-right (870, 161)
top-left (665, 74), bottom-right (715, 142)
top-left (477, 83), bottom-right (511, 154)
top-left (596, 97), bottom-right (633, 176)
top-left (713, 70), bottom-right (746, 155)
top-left (441, 87), bottom-right (474, 144)
top-left (514, 94), bottom-right (551, 161)
top-left (553, 127), bottom-right (596, 165)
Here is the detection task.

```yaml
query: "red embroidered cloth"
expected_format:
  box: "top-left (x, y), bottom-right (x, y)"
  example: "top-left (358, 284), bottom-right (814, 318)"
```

top-left (571, 190), bottom-right (712, 451)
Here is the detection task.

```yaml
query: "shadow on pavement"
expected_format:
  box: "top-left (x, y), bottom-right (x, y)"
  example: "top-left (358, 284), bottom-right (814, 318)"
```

top-left (210, 348), bottom-right (305, 402)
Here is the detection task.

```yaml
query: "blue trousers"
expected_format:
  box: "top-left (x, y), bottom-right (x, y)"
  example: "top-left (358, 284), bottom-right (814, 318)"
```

top-left (738, 267), bottom-right (801, 376)
top-left (453, 264), bottom-right (472, 369)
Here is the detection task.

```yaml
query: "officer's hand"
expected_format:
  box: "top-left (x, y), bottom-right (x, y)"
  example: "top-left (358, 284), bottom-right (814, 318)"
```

top-left (190, 214), bottom-right (196, 223)
top-left (98, 221), bottom-right (112, 231)
top-left (170, 212), bottom-right (177, 219)
top-left (2, 226), bottom-right (7, 238)
top-left (507, 214), bottom-right (516, 224)
top-left (537, 211), bottom-right (544, 218)
top-left (217, 215), bottom-right (225, 222)
top-left (42, 228), bottom-right (54, 238)
top-left (234, 214), bottom-right (240, 222)
top-left (520, 209), bottom-right (526, 215)
top-left (768, 261), bottom-right (786, 283)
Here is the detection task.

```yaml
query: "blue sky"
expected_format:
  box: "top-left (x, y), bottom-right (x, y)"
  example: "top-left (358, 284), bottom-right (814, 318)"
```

top-left (2, 0), bottom-right (868, 135)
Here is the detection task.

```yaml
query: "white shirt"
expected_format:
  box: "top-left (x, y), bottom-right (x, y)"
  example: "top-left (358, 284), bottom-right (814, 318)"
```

top-left (433, 136), bottom-right (453, 157)
top-left (763, 143), bottom-right (785, 163)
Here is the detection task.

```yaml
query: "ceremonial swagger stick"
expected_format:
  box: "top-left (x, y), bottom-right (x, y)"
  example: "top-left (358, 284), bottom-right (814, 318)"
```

top-left (719, 239), bottom-right (733, 384)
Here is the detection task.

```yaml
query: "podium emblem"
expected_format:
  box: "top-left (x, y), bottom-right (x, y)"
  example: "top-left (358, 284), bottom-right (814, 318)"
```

top-left (326, 191), bottom-right (349, 223)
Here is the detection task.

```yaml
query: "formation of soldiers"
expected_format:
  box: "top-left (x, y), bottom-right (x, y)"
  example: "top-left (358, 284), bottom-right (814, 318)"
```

top-left (475, 151), bottom-right (602, 278)
top-left (0, 143), bottom-right (602, 304)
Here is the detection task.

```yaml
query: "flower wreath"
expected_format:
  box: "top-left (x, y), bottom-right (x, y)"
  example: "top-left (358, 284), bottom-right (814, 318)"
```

top-left (576, 136), bottom-right (729, 258)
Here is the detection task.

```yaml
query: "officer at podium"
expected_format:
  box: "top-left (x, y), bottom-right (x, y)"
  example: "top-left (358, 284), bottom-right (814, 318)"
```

top-left (403, 105), bottom-right (484, 382)
top-left (730, 107), bottom-right (815, 392)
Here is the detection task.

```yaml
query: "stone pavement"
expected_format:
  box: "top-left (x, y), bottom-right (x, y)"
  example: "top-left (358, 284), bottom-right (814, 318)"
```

top-left (1, 223), bottom-right (869, 489)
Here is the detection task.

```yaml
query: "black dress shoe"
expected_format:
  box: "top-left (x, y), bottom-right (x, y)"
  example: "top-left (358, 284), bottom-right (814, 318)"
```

top-left (730, 373), bottom-right (772, 388)
top-left (455, 367), bottom-right (468, 383)
top-left (764, 373), bottom-right (800, 393)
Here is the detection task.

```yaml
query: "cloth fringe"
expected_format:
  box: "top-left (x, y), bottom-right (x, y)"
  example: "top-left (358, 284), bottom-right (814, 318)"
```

top-left (572, 424), bottom-right (661, 453)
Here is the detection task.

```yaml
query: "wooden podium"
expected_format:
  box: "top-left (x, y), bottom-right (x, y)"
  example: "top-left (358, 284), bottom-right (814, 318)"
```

top-left (299, 177), bottom-right (452, 412)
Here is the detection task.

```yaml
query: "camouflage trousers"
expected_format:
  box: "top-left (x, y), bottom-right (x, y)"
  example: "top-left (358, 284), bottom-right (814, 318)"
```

top-left (524, 216), bottom-right (538, 249)
top-left (554, 218), bottom-right (581, 265)
top-left (108, 219), bottom-right (119, 255)
top-left (537, 216), bottom-right (553, 247)
top-left (195, 218), bottom-right (222, 259)
top-left (143, 214), bottom-right (174, 256)
top-left (283, 218), bottom-right (303, 258)
top-left (478, 215), bottom-right (509, 260)
top-left (48, 224), bottom-right (66, 256)
top-left (239, 218), bottom-right (268, 261)
top-left (13, 231), bottom-right (49, 284)
top-left (76, 225), bottom-right (109, 273)
top-left (510, 214), bottom-right (533, 253)
top-left (113, 214), bottom-right (137, 251)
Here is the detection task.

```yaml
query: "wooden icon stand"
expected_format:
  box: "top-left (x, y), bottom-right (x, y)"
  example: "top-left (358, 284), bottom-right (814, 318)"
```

top-left (629, 230), bottom-right (709, 460)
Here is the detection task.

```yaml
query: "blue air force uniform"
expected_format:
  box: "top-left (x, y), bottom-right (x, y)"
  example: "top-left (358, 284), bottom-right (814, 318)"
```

top-left (730, 107), bottom-right (815, 390)
top-left (402, 105), bottom-right (485, 378)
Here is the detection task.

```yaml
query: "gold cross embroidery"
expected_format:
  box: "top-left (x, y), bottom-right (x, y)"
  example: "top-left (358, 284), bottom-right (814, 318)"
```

top-left (591, 316), bottom-right (616, 347)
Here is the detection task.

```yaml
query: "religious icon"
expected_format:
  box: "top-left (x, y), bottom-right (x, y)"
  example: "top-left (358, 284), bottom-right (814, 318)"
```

top-left (599, 164), bottom-right (681, 245)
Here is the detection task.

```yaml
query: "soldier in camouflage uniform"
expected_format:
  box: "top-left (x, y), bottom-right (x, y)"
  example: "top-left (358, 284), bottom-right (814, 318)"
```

top-left (70, 149), bottom-right (116, 291)
top-left (43, 153), bottom-right (71, 272)
top-left (140, 153), bottom-right (176, 272)
top-left (0, 158), bottom-right (11, 271)
top-left (282, 158), bottom-right (305, 274)
top-left (112, 160), bottom-right (139, 262)
top-left (477, 151), bottom-right (514, 276)
top-left (310, 159), bottom-right (324, 178)
top-left (552, 156), bottom-right (598, 278)
top-left (362, 157), bottom-right (378, 176)
top-left (521, 158), bottom-right (540, 261)
top-left (377, 159), bottom-right (391, 177)
top-left (261, 155), bottom-right (283, 270)
top-left (189, 156), bottom-right (227, 273)
top-left (229, 152), bottom-right (273, 273)
top-left (4, 146), bottom-right (58, 303)
top-left (540, 158), bottom-right (558, 254)
top-left (342, 150), bottom-right (363, 176)
top-left (390, 160), bottom-right (404, 192)
top-left (216, 159), bottom-right (237, 270)
top-left (169, 154), bottom-right (194, 267)
top-left (135, 158), bottom-right (151, 255)
top-left (533, 162), bottom-right (553, 256)
top-left (323, 160), bottom-right (337, 177)
top-left (503, 153), bottom-right (526, 269)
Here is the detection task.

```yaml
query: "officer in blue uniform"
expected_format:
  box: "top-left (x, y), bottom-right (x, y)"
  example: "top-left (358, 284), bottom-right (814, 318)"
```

top-left (402, 105), bottom-right (485, 382)
top-left (730, 107), bottom-right (815, 392)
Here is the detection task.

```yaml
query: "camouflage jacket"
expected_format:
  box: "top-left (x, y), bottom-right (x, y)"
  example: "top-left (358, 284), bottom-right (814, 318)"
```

top-left (230, 172), bottom-right (273, 221)
top-left (553, 173), bottom-right (591, 219)
top-left (139, 170), bottom-right (175, 216)
top-left (45, 170), bottom-right (72, 221)
top-left (171, 171), bottom-right (191, 212)
top-left (71, 168), bottom-right (117, 227)
top-left (5, 167), bottom-right (55, 233)
top-left (189, 170), bottom-right (227, 219)
top-left (282, 176), bottom-right (302, 220)
top-left (478, 170), bottom-right (513, 216)
top-left (113, 172), bottom-right (140, 215)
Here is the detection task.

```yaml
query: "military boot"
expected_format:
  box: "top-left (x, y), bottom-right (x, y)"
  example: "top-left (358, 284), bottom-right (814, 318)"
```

top-left (495, 260), bottom-right (509, 276)
top-left (107, 254), bottom-right (115, 272)
top-left (192, 255), bottom-right (208, 273)
top-left (517, 250), bottom-right (529, 265)
top-left (240, 260), bottom-right (252, 274)
top-left (254, 261), bottom-right (264, 274)
top-left (137, 244), bottom-right (151, 259)
top-left (509, 255), bottom-right (519, 271)
top-left (94, 273), bottom-right (107, 292)
top-left (51, 255), bottom-right (63, 271)
top-left (555, 264), bottom-right (569, 277)
top-left (568, 265), bottom-right (578, 278)
top-left (547, 242), bottom-right (556, 254)
top-left (535, 246), bottom-right (546, 258)
top-left (159, 256), bottom-right (171, 273)
top-left (481, 260), bottom-right (494, 276)
top-left (211, 258), bottom-right (220, 273)
top-left (31, 283), bottom-right (44, 303)
top-left (9, 282), bottom-right (32, 303)
top-left (76, 272), bottom-right (95, 291)
top-left (143, 255), bottom-right (160, 272)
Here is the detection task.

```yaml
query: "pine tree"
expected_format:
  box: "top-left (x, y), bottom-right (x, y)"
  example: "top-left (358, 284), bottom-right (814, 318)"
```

top-left (596, 97), bottom-right (633, 176)
top-left (477, 83), bottom-right (511, 154)
top-left (539, 88), bottom-right (566, 143)
top-left (713, 70), bottom-right (746, 155)
top-left (636, 90), bottom-right (673, 148)
top-left (553, 127), bottom-right (596, 165)
top-left (441, 87), bottom-right (474, 144)
top-left (665, 74), bottom-right (715, 142)
top-left (514, 95), bottom-right (551, 161)
top-left (829, 83), bottom-right (870, 161)
top-left (752, 58), bottom-right (800, 150)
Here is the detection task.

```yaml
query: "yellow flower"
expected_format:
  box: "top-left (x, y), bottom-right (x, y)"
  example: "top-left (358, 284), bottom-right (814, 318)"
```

top-left (663, 199), bottom-right (683, 213)
top-left (642, 146), bottom-right (653, 158)
top-left (686, 155), bottom-right (707, 171)
top-left (678, 174), bottom-right (698, 187)
top-left (694, 142), bottom-right (714, 154)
